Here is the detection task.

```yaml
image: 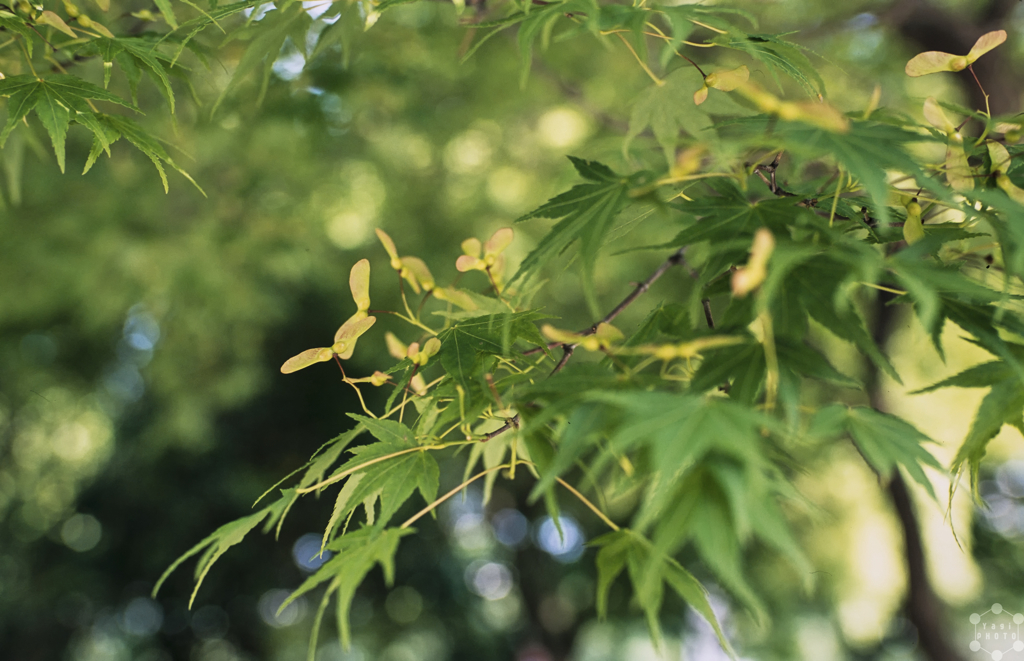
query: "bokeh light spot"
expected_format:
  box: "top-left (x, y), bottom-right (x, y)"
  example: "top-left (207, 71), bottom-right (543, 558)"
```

top-left (385, 586), bottom-right (423, 624)
top-left (191, 604), bottom-right (229, 640)
top-left (466, 561), bottom-right (513, 601)
top-left (293, 532), bottom-right (332, 572)
top-left (120, 597), bottom-right (163, 637)
top-left (61, 514), bottom-right (102, 552)
top-left (537, 107), bottom-right (590, 149)
top-left (534, 516), bottom-right (584, 563)
top-left (491, 508), bottom-right (528, 548)
top-left (258, 588), bottom-right (306, 628)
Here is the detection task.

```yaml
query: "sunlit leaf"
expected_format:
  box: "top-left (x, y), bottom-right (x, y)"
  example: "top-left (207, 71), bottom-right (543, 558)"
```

top-left (349, 259), bottom-right (371, 312)
top-left (967, 30), bottom-right (1007, 63)
top-left (281, 347), bottom-right (334, 374)
top-left (332, 316), bottom-right (376, 360)
top-left (37, 11), bottom-right (77, 38)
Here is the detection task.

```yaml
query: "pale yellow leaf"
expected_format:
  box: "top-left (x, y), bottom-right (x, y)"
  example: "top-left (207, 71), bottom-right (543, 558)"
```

top-left (349, 259), bottom-right (371, 311)
top-left (375, 228), bottom-right (400, 265)
top-left (461, 237), bottom-right (481, 258)
top-left (76, 14), bottom-right (114, 38)
top-left (706, 65), bottom-right (749, 92)
top-left (456, 255), bottom-right (482, 273)
top-left (400, 256), bottom-right (434, 291)
top-left (923, 97), bottom-right (955, 134)
top-left (484, 228), bottom-right (513, 257)
top-left (281, 347), bottom-right (334, 374)
top-left (37, 10), bottom-right (77, 38)
top-left (384, 332), bottom-right (407, 360)
top-left (967, 30), bottom-right (1006, 64)
top-left (988, 141), bottom-right (1012, 174)
top-left (693, 85), bottom-right (709, 106)
top-left (945, 141), bottom-right (974, 193)
top-left (905, 51), bottom-right (965, 76)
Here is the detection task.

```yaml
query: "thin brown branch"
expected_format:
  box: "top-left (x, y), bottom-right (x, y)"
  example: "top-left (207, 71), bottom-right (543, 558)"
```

top-left (487, 247), bottom-right (692, 440)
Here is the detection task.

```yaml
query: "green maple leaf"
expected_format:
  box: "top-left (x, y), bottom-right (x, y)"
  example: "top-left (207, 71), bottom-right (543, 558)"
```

top-left (912, 344), bottom-right (1024, 496)
top-left (625, 68), bottom-right (754, 166)
top-left (510, 157), bottom-right (651, 310)
top-left (151, 496), bottom-right (292, 607)
top-left (215, 2), bottom-right (312, 111)
top-left (809, 405), bottom-right (942, 498)
top-left (316, 415), bottom-right (438, 545)
top-left (776, 121), bottom-right (938, 225)
top-left (252, 425), bottom-right (368, 538)
top-left (0, 74), bottom-right (134, 173)
top-left (280, 526), bottom-right (415, 656)
top-left (437, 310), bottom-right (548, 388)
top-left (663, 185), bottom-right (812, 248)
top-left (593, 529), bottom-right (734, 657)
top-left (716, 31), bottom-right (825, 98)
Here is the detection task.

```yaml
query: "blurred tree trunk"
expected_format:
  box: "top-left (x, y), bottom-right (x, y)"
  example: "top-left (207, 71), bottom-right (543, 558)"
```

top-left (868, 291), bottom-right (965, 661)
top-left (868, 4), bottom-right (1018, 658)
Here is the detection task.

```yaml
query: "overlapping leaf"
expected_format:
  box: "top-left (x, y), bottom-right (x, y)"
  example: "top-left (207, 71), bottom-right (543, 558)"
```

top-left (809, 405), bottom-right (942, 497)
top-left (0, 74), bottom-right (134, 172)
top-left (280, 526), bottom-right (414, 656)
top-left (593, 529), bottom-right (733, 655)
top-left (510, 157), bottom-right (648, 309)
top-left (437, 310), bottom-right (547, 388)
top-left (317, 414), bottom-right (439, 542)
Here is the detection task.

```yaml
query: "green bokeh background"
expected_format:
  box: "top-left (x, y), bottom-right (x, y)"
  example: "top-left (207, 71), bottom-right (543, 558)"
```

top-left (3, 1), bottom-right (1024, 659)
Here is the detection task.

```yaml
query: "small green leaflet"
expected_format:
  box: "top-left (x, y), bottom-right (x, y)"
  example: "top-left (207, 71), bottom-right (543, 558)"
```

top-left (84, 114), bottom-right (202, 193)
top-left (912, 354), bottom-right (1024, 497)
top-left (953, 381), bottom-right (1024, 498)
top-left (663, 187), bottom-right (811, 249)
top-left (315, 414), bottom-right (438, 540)
top-left (151, 496), bottom-right (290, 607)
top-left (592, 529), bottom-right (734, 657)
top-left (887, 252), bottom-right (1001, 346)
top-left (153, 0), bottom-right (179, 29)
top-left (717, 31), bottom-right (825, 98)
top-left (912, 361), bottom-right (1014, 394)
top-left (90, 37), bottom-right (184, 112)
top-left (437, 310), bottom-right (547, 388)
top-left (655, 4), bottom-right (756, 59)
top-left (771, 254), bottom-right (899, 383)
top-left (214, 2), bottom-right (312, 112)
top-left (0, 11), bottom-right (35, 57)
top-left (350, 413), bottom-right (416, 446)
top-left (625, 68), bottom-right (753, 166)
top-left (510, 157), bottom-right (643, 311)
top-left (514, 0), bottom-right (599, 87)
top-left (809, 405), bottom-right (942, 498)
top-left (252, 425), bottom-right (367, 537)
top-left (280, 526), bottom-right (414, 657)
top-left (776, 120), bottom-right (939, 226)
top-left (0, 74), bottom-right (134, 173)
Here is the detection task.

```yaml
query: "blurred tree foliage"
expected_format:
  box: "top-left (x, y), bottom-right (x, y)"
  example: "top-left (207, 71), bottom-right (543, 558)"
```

top-left (2, 1), bottom-right (1024, 661)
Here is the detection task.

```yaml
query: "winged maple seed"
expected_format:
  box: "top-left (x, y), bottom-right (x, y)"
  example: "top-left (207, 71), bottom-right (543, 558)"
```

top-left (632, 336), bottom-right (746, 363)
top-left (384, 331), bottom-right (430, 393)
top-left (731, 228), bottom-right (775, 297)
top-left (542, 322), bottom-right (623, 352)
top-left (280, 260), bottom-right (377, 374)
top-left (905, 30), bottom-right (1006, 76)
top-left (987, 141), bottom-right (1024, 205)
top-left (375, 228), bottom-right (435, 294)
top-left (922, 98), bottom-right (973, 193)
top-left (735, 82), bottom-right (849, 133)
top-left (456, 228), bottom-right (514, 277)
top-left (693, 65), bottom-right (749, 106)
